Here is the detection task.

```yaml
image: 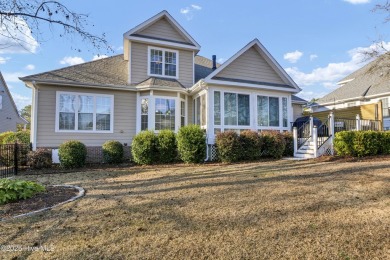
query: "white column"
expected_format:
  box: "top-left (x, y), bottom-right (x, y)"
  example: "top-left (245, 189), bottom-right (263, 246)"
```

top-left (149, 90), bottom-right (155, 132)
top-left (135, 92), bottom-right (140, 133)
top-left (329, 112), bottom-right (335, 155)
top-left (293, 127), bottom-right (298, 156)
top-left (356, 114), bottom-right (361, 131)
top-left (313, 126), bottom-right (318, 158)
top-left (309, 116), bottom-right (314, 140)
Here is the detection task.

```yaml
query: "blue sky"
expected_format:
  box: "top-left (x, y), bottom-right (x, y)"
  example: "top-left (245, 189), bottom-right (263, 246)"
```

top-left (1, 0), bottom-right (388, 109)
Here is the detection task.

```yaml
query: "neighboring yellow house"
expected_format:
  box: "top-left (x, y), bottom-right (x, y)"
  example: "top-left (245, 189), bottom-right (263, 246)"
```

top-left (309, 53), bottom-right (390, 130)
top-left (20, 10), bottom-right (302, 156)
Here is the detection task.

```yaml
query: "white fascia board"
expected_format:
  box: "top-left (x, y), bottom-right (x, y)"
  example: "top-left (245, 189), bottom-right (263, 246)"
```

top-left (126, 36), bottom-right (199, 51)
top-left (204, 79), bottom-right (300, 94)
top-left (123, 10), bottom-right (201, 50)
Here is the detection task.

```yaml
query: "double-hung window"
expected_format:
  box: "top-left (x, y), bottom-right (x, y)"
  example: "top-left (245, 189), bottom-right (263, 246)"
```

top-left (57, 92), bottom-right (113, 132)
top-left (155, 98), bottom-right (176, 131)
top-left (257, 96), bottom-right (279, 127)
top-left (149, 47), bottom-right (178, 78)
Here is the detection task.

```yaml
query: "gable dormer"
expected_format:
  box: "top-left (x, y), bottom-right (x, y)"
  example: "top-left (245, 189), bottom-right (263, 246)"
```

top-left (123, 11), bottom-right (200, 88)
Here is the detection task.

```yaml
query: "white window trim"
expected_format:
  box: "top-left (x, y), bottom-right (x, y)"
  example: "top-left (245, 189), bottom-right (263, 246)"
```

top-left (147, 46), bottom-right (179, 79)
top-left (136, 94), bottom-right (184, 133)
top-left (55, 91), bottom-right (114, 133)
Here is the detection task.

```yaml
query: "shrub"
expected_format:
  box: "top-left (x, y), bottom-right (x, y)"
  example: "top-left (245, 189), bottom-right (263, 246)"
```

top-left (282, 132), bottom-right (294, 156)
top-left (353, 131), bottom-right (381, 157)
top-left (177, 125), bottom-right (206, 163)
top-left (27, 149), bottom-right (52, 169)
top-left (260, 131), bottom-right (286, 159)
top-left (0, 131), bottom-right (14, 144)
top-left (0, 179), bottom-right (45, 205)
top-left (102, 140), bottom-right (124, 164)
top-left (131, 131), bottom-right (157, 165)
top-left (156, 130), bottom-right (177, 163)
top-left (334, 131), bottom-right (356, 156)
top-left (58, 140), bottom-right (87, 169)
top-left (381, 132), bottom-right (390, 155)
top-left (239, 130), bottom-right (263, 160)
top-left (216, 131), bottom-right (242, 163)
top-left (2, 131), bottom-right (30, 144)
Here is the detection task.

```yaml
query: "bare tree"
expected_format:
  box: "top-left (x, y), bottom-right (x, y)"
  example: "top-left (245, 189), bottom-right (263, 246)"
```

top-left (0, 0), bottom-right (112, 53)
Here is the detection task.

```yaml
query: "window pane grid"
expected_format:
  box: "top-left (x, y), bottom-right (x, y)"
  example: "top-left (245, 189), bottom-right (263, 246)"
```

top-left (155, 98), bottom-right (175, 131)
top-left (223, 93), bottom-right (249, 126)
top-left (282, 97), bottom-right (288, 127)
top-left (180, 101), bottom-right (185, 127)
top-left (150, 48), bottom-right (177, 77)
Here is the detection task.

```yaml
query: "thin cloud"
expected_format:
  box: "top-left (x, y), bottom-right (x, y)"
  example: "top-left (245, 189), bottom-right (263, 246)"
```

top-left (11, 92), bottom-right (31, 110)
top-left (180, 4), bottom-right (202, 20)
top-left (284, 50), bottom-right (303, 63)
top-left (60, 56), bottom-right (85, 66)
top-left (343, 0), bottom-right (370, 4)
top-left (2, 72), bottom-right (26, 82)
top-left (310, 54), bottom-right (318, 61)
top-left (0, 17), bottom-right (39, 54)
top-left (25, 64), bottom-right (35, 70)
top-left (0, 56), bottom-right (10, 64)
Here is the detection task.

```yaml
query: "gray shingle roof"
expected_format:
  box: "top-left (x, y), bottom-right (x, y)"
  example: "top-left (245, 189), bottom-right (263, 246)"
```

top-left (291, 95), bottom-right (307, 103)
top-left (318, 53), bottom-right (390, 104)
top-left (137, 77), bottom-right (185, 89)
top-left (20, 54), bottom-right (218, 88)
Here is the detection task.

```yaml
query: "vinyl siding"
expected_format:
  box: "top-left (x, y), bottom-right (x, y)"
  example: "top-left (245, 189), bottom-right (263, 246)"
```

top-left (187, 97), bottom-right (193, 124)
top-left (137, 17), bottom-right (189, 43)
top-left (292, 104), bottom-right (303, 121)
top-left (131, 42), bottom-right (194, 88)
top-left (36, 85), bottom-right (136, 147)
top-left (215, 47), bottom-right (286, 85)
top-left (0, 81), bottom-right (24, 133)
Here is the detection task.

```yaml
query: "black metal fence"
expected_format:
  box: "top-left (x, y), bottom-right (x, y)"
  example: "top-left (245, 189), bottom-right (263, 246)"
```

top-left (0, 143), bottom-right (31, 178)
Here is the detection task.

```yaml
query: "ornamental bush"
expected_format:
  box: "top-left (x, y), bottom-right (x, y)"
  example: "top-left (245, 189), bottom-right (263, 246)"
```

top-left (131, 131), bottom-right (157, 165)
top-left (0, 179), bottom-right (45, 205)
top-left (334, 131), bottom-right (356, 156)
top-left (0, 131), bottom-right (14, 144)
top-left (27, 149), bottom-right (52, 169)
top-left (102, 140), bottom-right (124, 164)
top-left (381, 132), bottom-right (390, 155)
top-left (2, 131), bottom-right (30, 144)
top-left (177, 125), bottom-right (206, 163)
top-left (260, 131), bottom-right (286, 159)
top-left (353, 131), bottom-right (381, 157)
top-left (239, 130), bottom-right (262, 161)
top-left (58, 140), bottom-right (87, 169)
top-left (156, 130), bottom-right (177, 163)
top-left (216, 131), bottom-right (242, 163)
top-left (282, 132), bottom-right (294, 157)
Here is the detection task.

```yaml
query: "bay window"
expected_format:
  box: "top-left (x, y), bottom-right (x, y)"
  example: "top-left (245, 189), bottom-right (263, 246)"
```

top-left (155, 98), bottom-right (175, 131)
top-left (149, 47), bottom-right (178, 78)
top-left (141, 98), bottom-right (148, 131)
top-left (57, 92), bottom-right (113, 132)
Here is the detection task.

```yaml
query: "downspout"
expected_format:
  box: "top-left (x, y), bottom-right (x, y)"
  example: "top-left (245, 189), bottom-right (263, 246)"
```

top-left (204, 136), bottom-right (209, 162)
top-left (31, 81), bottom-right (39, 151)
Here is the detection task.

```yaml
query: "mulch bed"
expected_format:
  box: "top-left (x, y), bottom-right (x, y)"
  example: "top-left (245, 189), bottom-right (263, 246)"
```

top-left (0, 186), bottom-right (79, 220)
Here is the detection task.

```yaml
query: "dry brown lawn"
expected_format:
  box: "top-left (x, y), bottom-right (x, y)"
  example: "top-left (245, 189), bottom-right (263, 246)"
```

top-left (0, 159), bottom-right (389, 259)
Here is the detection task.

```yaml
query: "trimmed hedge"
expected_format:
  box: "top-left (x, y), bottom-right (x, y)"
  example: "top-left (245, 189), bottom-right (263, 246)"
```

top-left (156, 130), bottom-right (177, 163)
top-left (240, 130), bottom-right (262, 160)
top-left (260, 131), bottom-right (286, 159)
top-left (177, 125), bottom-right (206, 163)
top-left (131, 130), bottom-right (157, 165)
top-left (216, 131), bottom-right (242, 163)
top-left (282, 132), bottom-right (294, 157)
top-left (334, 130), bottom-right (386, 157)
top-left (58, 140), bottom-right (87, 169)
top-left (103, 140), bottom-right (124, 164)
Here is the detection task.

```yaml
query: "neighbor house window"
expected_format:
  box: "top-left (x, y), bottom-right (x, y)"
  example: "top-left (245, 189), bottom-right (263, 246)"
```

top-left (149, 47), bottom-right (178, 78)
top-left (57, 92), bottom-right (113, 132)
top-left (257, 96), bottom-right (279, 127)
top-left (381, 98), bottom-right (389, 118)
top-left (141, 98), bottom-right (148, 131)
top-left (155, 98), bottom-right (175, 131)
top-left (224, 93), bottom-right (250, 126)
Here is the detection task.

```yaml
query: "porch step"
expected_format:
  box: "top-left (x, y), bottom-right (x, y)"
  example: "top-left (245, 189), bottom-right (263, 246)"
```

top-left (294, 152), bottom-right (315, 159)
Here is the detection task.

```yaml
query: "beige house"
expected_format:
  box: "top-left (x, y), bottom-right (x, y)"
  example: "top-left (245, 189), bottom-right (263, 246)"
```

top-left (0, 72), bottom-right (27, 133)
top-left (20, 10), bottom-right (302, 153)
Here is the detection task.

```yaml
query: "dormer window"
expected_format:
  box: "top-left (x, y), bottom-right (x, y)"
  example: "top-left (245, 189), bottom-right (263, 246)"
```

top-left (148, 47), bottom-right (178, 78)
